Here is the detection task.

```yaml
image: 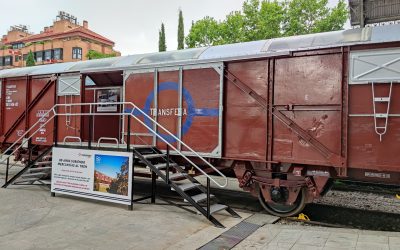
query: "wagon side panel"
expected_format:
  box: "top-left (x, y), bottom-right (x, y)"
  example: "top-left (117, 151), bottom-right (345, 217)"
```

top-left (224, 60), bottom-right (269, 161)
top-left (156, 71), bottom-right (179, 149)
top-left (29, 77), bottom-right (55, 146)
top-left (181, 68), bottom-right (221, 154)
top-left (3, 78), bottom-right (27, 143)
top-left (124, 72), bottom-right (155, 146)
top-left (273, 53), bottom-right (343, 166)
top-left (348, 48), bottom-right (400, 175)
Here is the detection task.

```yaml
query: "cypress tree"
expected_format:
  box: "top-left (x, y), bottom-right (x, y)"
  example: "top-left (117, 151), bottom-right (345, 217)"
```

top-left (178, 9), bottom-right (184, 50)
top-left (26, 51), bottom-right (35, 67)
top-left (159, 23), bottom-right (167, 52)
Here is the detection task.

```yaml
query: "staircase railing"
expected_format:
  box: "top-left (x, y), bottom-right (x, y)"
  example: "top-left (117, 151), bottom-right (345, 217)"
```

top-left (0, 102), bottom-right (228, 188)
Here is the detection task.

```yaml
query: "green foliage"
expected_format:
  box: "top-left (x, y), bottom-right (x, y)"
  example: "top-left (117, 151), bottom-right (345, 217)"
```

top-left (26, 51), bottom-right (35, 67)
top-left (283, 0), bottom-right (348, 36)
top-left (178, 9), bottom-right (185, 50)
top-left (219, 11), bottom-right (246, 44)
top-left (185, 0), bottom-right (348, 48)
top-left (32, 41), bottom-right (45, 45)
top-left (159, 23), bottom-right (167, 52)
top-left (107, 160), bottom-right (129, 196)
top-left (0, 45), bottom-right (11, 50)
top-left (185, 16), bottom-right (222, 48)
top-left (86, 50), bottom-right (117, 60)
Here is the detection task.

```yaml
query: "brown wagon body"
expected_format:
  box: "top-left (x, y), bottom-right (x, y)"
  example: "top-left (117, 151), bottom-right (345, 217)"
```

top-left (1, 24), bottom-right (399, 216)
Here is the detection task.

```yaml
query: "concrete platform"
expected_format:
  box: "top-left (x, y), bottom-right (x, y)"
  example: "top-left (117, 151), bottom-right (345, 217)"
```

top-left (1, 173), bottom-right (400, 250)
top-left (234, 224), bottom-right (400, 250)
top-left (0, 177), bottom-right (252, 250)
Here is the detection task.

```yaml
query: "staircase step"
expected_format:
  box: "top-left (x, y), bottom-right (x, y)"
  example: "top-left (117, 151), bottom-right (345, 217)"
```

top-left (178, 182), bottom-right (201, 191)
top-left (133, 145), bottom-right (154, 149)
top-left (29, 167), bottom-right (52, 172)
top-left (34, 161), bottom-right (52, 166)
top-left (13, 178), bottom-right (40, 184)
top-left (143, 154), bottom-right (165, 159)
top-left (191, 193), bottom-right (215, 203)
top-left (154, 163), bottom-right (177, 170)
top-left (169, 172), bottom-right (187, 180)
top-left (38, 180), bottom-right (51, 185)
top-left (208, 204), bottom-right (228, 214)
top-left (21, 172), bottom-right (47, 178)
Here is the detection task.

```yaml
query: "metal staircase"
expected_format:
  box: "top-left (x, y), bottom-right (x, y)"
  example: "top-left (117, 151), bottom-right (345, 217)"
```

top-left (134, 146), bottom-right (240, 228)
top-left (2, 146), bottom-right (52, 188)
top-left (0, 101), bottom-right (240, 227)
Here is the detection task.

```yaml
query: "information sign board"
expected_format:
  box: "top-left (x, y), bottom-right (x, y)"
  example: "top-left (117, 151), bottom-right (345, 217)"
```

top-left (51, 148), bottom-right (132, 205)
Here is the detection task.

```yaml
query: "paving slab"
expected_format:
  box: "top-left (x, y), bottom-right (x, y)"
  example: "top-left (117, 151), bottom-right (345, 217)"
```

top-left (233, 224), bottom-right (400, 250)
top-left (0, 180), bottom-right (250, 250)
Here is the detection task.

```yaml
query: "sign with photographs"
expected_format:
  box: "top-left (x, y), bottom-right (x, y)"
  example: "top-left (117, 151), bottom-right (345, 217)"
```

top-left (51, 147), bottom-right (132, 205)
top-left (96, 89), bottom-right (119, 112)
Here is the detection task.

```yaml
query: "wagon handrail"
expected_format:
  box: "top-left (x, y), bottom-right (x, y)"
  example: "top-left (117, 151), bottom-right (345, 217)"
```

top-left (0, 102), bottom-right (228, 188)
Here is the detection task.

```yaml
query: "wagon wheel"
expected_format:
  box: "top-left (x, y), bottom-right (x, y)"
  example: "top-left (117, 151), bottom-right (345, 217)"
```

top-left (258, 187), bottom-right (306, 217)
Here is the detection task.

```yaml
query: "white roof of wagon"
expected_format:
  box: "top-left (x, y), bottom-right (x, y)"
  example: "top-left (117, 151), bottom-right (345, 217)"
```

top-left (1, 24), bottom-right (400, 79)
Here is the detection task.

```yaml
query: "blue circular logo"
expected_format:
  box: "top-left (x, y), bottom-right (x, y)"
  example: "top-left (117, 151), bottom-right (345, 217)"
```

top-left (143, 82), bottom-right (194, 143)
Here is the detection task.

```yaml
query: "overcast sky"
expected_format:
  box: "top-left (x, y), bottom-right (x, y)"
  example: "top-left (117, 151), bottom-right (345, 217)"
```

top-left (0, 0), bottom-right (343, 55)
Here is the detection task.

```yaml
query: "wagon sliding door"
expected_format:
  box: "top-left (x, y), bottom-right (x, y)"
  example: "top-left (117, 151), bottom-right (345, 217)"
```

top-left (124, 63), bottom-right (223, 157)
top-left (273, 53), bottom-right (343, 166)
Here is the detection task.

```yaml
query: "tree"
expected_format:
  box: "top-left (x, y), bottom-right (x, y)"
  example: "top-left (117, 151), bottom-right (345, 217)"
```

top-left (159, 23), bottom-right (167, 52)
top-left (178, 9), bottom-right (185, 50)
top-left (283, 0), bottom-right (348, 36)
top-left (185, 16), bottom-right (222, 48)
top-left (258, 0), bottom-right (285, 39)
top-left (86, 50), bottom-right (117, 60)
top-left (185, 0), bottom-right (348, 48)
top-left (26, 51), bottom-right (35, 67)
top-left (219, 11), bottom-right (246, 44)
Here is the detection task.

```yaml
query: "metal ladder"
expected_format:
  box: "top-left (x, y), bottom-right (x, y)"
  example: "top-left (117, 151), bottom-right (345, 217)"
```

top-left (372, 82), bottom-right (393, 141)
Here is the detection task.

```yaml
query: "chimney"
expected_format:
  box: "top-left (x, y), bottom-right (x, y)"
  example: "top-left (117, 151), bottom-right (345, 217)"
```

top-left (83, 20), bottom-right (88, 29)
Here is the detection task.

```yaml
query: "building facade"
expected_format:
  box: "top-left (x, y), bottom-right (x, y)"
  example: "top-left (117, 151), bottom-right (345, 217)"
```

top-left (0, 11), bottom-right (120, 69)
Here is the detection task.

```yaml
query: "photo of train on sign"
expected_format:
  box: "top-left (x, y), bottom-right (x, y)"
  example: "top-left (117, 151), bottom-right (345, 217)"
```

top-left (0, 23), bottom-right (399, 222)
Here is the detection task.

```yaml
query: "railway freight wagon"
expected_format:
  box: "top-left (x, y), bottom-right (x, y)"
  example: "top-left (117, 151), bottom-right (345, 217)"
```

top-left (1, 24), bottom-right (400, 217)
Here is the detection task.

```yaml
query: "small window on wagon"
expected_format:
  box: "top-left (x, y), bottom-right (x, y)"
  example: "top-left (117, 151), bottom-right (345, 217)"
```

top-left (72, 47), bottom-right (82, 60)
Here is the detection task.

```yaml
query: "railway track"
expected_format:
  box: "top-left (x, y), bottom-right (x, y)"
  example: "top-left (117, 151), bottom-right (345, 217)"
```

top-left (130, 178), bottom-right (400, 232)
top-left (1, 170), bottom-right (399, 231)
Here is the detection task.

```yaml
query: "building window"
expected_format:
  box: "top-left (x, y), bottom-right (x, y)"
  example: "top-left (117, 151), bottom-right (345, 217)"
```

top-left (23, 54), bottom-right (28, 61)
top-left (12, 43), bottom-right (24, 49)
top-left (35, 51), bottom-right (43, 62)
top-left (0, 57), bottom-right (3, 66)
top-left (53, 48), bottom-right (63, 60)
top-left (15, 55), bottom-right (20, 62)
top-left (72, 47), bottom-right (82, 60)
top-left (44, 50), bottom-right (53, 61)
top-left (4, 56), bottom-right (12, 66)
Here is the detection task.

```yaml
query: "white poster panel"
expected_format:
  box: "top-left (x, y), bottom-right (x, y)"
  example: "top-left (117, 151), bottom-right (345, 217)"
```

top-left (51, 148), bottom-right (132, 205)
top-left (96, 89), bottom-right (119, 112)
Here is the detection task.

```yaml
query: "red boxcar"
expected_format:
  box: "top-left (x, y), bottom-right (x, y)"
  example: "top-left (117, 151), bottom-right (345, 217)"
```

top-left (1, 24), bottom-right (400, 216)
